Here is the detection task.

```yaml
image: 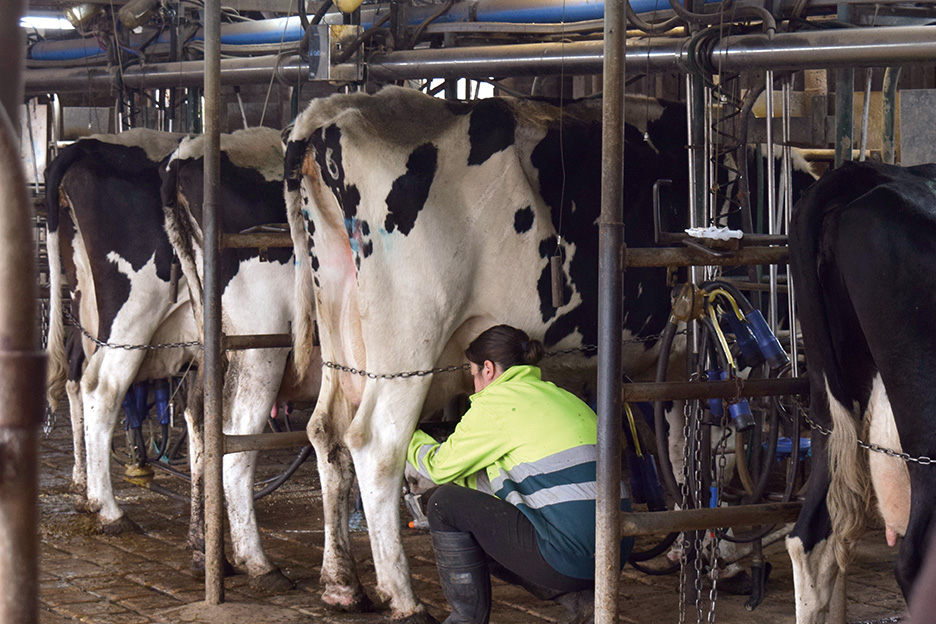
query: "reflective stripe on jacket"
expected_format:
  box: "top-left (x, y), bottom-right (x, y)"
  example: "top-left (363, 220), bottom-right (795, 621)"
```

top-left (407, 364), bottom-right (632, 579)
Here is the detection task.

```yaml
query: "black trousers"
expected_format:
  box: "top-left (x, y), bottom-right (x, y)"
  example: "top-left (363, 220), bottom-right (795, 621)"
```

top-left (427, 483), bottom-right (593, 593)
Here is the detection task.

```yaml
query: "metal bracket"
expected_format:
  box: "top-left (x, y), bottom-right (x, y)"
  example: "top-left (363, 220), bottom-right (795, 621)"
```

top-left (306, 24), bottom-right (365, 81)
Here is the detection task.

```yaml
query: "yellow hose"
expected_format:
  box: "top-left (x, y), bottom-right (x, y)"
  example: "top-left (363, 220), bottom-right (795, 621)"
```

top-left (624, 402), bottom-right (643, 458)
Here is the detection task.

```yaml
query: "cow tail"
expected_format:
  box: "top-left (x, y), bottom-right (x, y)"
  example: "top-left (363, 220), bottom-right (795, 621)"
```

top-left (284, 136), bottom-right (317, 381)
top-left (790, 163), bottom-right (870, 572)
top-left (826, 387), bottom-right (870, 570)
top-left (43, 146), bottom-right (85, 413)
top-left (161, 152), bottom-right (206, 340)
top-left (45, 228), bottom-right (68, 412)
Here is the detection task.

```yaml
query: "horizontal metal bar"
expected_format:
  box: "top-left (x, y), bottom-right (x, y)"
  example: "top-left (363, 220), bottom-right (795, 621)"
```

top-left (224, 430), bottom-right (310, 454)
top-left (716, 276), bottom-right (790, 294)
top-left (656, 233), bottom-right (788, 246)
top-left (221, 232), bottom-right (293, 249)
top-left (221, 333), bottom-right (292, 350)
top-left (625, 245), bottom-right (788, 268)
top-left (620, 501), bottom-right (803, 537)
top-left (622, 376), bottom-right (808, 403)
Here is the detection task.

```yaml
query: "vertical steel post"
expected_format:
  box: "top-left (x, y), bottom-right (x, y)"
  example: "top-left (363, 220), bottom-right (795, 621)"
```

top-left (203, 0), bottom-right (225, 605)
top-left (834, 6), bottom-right (854, 170)
top-left (858, 68), bottom-right (873, 162)
top-left (765, 71), bottom-right (779, 334)
top-left (685, 73), bottom-right (706, 366)
top-left (782, 76), bottom-right (799, 377)
top-left (0, 2), bottom-right (44, 620)
top-left (834, 69), bottom-right (854, 169)
top-left (595, 0), bottom-right (624, 620)
top-left (882, 67), bottom-right (901, 165)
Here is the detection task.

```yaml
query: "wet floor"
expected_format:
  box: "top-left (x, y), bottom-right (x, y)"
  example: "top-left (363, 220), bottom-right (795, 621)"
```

top-left (38, 407), bottom-right (907, 624)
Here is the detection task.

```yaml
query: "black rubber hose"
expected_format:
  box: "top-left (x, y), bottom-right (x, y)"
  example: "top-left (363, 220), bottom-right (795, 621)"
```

top-left (332, 12), bottom-right (391, 64)
top-left (653, 320), bottom-right (682, 503)
top-left (625, 0), bottom-right (683, 34)
top-left (666, 0), bottom-right (776, 33)
top-left (700, 279), bottom-right (755, 315)
top-left (629, 531), bottom-right (680, 562)
top-left (253, 446), bottom-right (314, 501)
top-left (629, 558), bottom-right (680, 576)
top-left (746, 369), bottom-right (780, 504)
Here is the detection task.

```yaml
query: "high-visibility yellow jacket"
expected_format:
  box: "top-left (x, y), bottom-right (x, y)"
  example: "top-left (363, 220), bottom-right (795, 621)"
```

top-left (407, 364), bottom-right (632, 579)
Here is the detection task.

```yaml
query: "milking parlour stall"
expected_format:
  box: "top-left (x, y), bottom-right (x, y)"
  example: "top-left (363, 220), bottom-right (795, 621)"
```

top-left (10, 0), bottom-right (936, 622)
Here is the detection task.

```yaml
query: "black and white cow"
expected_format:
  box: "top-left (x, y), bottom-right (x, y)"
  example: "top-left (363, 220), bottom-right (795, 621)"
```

top-left (788, 160), bottom-right (936, 622)
top-left (282, 86), bottom-right (696, 621)
top-left (161, 126), bottom-right (321, 591)
top-left (45, 129), bottom-right (199, 535)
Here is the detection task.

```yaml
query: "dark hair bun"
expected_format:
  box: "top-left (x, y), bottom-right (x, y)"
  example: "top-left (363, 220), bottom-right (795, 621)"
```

top-left (523, 339), bottom-right (544, 365)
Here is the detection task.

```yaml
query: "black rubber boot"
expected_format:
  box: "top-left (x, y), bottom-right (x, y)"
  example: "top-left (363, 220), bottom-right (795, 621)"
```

top-left (553, 589), bottom-right (594, 624)
top-left (430, 531), bottom-right (491, 624)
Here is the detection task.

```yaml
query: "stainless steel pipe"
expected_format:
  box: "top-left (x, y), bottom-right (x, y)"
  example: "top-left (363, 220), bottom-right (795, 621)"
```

top-left (23, 25), bottom-right (936, 94)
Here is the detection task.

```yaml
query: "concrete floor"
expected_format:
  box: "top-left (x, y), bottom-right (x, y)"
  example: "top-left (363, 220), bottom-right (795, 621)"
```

top-left (37, 408), bottom-right (908, 624)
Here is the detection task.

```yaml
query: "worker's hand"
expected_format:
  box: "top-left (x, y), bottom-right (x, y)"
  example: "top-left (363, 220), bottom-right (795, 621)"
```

top-left (404, 461), bottom-right (437, 496)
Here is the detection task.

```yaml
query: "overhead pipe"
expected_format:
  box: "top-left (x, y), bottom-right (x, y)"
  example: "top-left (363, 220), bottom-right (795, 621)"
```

top-left (28, 0), bottom-right (633, 62)
top-left (22, 24), bottom-right (936, 94)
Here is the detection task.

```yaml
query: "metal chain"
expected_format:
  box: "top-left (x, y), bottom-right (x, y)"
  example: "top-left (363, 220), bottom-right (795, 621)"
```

top-left (677, 398), bottom-right (693, 624)
top-left (321, 329), bottom-right (687, 381)
top-left (323, 361), bottom-right (471, 379)
top-left (795, 396), bottom-right (935, 466)
top-left (691, 399), bottom-right (706, 623)
top-left (706, 426), bottom-right (731, 624)
top-left (42, 405), bottom-right (56, 437)
top-left (64, 308), bottom-right (202, 351)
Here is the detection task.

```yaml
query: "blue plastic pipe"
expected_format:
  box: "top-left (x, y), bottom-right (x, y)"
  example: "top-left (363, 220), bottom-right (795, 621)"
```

top-left (31, 0), bottom-right (690, 60)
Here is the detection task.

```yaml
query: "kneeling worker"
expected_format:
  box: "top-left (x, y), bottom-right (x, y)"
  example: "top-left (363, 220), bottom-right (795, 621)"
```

top-left (407, 324), bottom-right (634, 624)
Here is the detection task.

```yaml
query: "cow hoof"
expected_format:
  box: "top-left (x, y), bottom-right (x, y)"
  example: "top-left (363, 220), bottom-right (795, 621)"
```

top-left (391, 611), bottom-right (441, 624)
top-left (322, 587), bottom-right (378, 613)
top-left (96, 515), bottom-right (142, 536)
top-left (73, 497), bottom-right (97, 514)
top-left (248, 568), bottom-right (295, 593)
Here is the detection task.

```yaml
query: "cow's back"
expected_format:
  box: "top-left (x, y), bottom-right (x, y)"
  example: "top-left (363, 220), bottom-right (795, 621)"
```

top-left (47, 130), bottom-right (184, 346)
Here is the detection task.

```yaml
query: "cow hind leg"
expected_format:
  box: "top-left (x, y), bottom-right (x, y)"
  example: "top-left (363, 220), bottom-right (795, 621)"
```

top-left (81, 364), bottom-right (142, 534)
top-left (183, 374), bottom-right (208, 575)
top-left (224, 449), bottom-right (294, 592)
top-left (66, 379), bottom-right (86, 495)
top-left (223, 352), bottom-right (294, 592)
top-left (307, 371), bottom-right (372, 612)
top-left (346, 378), bottom-right (437, 624)
top-left (787, 418), bottom-right (841, 624)
top-left (787, 531), bottom-right (839, 624)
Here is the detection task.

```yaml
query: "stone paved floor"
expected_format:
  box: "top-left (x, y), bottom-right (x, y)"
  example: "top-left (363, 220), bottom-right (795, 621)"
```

top-left (37, 409), bottom-right (907, 624)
